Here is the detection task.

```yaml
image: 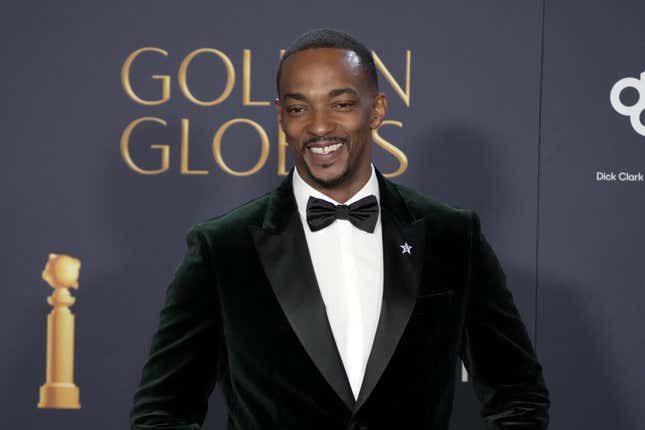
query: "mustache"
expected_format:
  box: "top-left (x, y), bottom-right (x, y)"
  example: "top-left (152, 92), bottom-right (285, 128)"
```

top-left (302, 135), bottom-right (348, 149)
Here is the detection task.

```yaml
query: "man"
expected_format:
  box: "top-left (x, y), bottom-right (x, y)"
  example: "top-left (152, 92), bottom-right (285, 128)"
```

top-left (130, 28), bottom-right (550, 429)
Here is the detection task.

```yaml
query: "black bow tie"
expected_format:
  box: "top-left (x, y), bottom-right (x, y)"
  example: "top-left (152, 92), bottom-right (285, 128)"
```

top-left (306, 195), bottom-right (379, 233)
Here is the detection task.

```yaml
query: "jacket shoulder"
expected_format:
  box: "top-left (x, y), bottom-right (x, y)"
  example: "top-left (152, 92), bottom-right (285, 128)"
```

top-left (186, 191), bottom-right (272, 240)
top-left (392, 181), bottom-right (474, 237)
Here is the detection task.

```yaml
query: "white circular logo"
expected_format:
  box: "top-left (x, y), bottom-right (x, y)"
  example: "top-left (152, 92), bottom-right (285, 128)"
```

top-left (610, 72), bottom-right (645, 136)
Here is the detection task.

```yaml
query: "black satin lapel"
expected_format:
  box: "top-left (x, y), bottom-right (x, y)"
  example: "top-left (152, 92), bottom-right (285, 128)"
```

top-left (249, 210), bottom-right (355, 410)
top-left (354, 208), bottom-right (426, 411)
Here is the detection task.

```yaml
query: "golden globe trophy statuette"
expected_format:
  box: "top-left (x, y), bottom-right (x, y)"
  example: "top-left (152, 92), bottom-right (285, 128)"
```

top-left (38, 253), bottom-right (81, 409)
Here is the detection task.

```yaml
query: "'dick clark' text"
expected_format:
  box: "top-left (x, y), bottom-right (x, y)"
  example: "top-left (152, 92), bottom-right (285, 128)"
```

top-left (596, 171), bottom-right (644, 182)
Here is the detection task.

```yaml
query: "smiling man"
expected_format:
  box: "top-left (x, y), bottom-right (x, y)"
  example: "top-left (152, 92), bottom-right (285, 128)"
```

top-left (130, 28), bottom-right (550, 430)
top-left (275, 44), bottom-right (384, 203)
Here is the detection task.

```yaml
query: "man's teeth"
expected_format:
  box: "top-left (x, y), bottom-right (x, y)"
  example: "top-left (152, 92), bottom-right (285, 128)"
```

top-left (309, 143), bottom-right (343, 154)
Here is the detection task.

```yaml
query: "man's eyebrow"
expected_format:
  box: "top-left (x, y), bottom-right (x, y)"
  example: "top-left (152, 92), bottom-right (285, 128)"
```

top-left (282, 88), bottom-right (360, 102)
top-left (283, 92), bottom-right (307, 101)
top-left (328, 87), bottom-right (359, 98)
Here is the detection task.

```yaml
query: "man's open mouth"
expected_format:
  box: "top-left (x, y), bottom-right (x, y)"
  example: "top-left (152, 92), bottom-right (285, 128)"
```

top-left (308, 142), bottom-right (344, 155)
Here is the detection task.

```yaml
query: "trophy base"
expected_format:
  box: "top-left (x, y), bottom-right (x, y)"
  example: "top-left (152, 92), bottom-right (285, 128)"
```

top-left (38, 383), bottom-right (80, 409)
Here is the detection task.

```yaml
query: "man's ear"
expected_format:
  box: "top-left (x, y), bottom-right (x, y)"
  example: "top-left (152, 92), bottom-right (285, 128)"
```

top-left (369, 93), bottom-right (387, 129)
top-left (274, 97), bottom-right (285, 131)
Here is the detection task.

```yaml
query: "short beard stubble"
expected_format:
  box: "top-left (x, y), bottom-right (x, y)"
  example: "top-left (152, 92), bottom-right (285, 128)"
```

top-left (301, 138), bottom-right (354, 190)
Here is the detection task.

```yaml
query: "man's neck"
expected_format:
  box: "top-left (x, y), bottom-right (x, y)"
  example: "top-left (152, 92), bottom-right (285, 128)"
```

top-left (298, 162), bottom-right (373, 204)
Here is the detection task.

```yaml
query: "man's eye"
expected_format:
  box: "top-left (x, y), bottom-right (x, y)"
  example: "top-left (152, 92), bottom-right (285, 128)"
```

top-left (334, 102), bottom-right (355, 110)
top-left (287, 106), bottom-right (305, 114)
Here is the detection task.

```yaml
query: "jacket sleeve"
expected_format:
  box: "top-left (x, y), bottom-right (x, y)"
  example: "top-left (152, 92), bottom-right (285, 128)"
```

top-left (459, 211), bottom-right (550, 429)
top-left (129, 226), bottom-right (226, 430)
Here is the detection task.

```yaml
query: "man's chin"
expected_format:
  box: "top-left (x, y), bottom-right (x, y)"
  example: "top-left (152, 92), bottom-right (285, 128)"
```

top-left (304, 163), bottom-right (350, 190)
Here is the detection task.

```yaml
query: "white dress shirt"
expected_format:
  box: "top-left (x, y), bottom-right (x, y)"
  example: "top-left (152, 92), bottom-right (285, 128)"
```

top-left (292, 164), bottom-right (384, 400)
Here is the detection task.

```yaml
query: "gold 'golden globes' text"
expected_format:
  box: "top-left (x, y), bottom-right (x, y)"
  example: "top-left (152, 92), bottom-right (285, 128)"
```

top-left (120, 47), bottom-right (411, 177)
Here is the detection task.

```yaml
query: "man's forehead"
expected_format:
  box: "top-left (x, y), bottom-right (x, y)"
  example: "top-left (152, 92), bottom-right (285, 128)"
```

top-left (280, 48), bottom-right (365, 95)
top-left (283, 47), bottom-right (360, 69)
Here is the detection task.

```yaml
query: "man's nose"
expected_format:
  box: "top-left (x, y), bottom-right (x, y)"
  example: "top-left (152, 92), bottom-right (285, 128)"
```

top-left (307, 109), bottom-right (335, 136)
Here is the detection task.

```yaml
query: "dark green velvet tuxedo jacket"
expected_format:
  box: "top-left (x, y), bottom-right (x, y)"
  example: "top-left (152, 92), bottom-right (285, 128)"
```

top-left (130, 168), bottom-right (549, 430)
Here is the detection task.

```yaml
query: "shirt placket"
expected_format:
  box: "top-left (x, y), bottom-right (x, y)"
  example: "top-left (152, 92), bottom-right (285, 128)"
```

top-left (337, 220), bottom-right (363, 400)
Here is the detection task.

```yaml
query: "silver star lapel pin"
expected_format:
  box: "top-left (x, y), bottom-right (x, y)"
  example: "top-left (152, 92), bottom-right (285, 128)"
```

top-left (400, 242), bottom-right (412, 255)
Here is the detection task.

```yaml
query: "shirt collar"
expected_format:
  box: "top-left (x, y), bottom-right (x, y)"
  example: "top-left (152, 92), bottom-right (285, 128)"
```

top-left (292, 163), bottom-right (380, 221)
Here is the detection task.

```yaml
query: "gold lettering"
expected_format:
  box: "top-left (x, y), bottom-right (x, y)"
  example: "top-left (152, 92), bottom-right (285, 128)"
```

top-left (212, 118), bottom-right (269, 176)
top-left (277, 49), bottom-right (291, 175)
top-left (121, 47), bottom-right (170, 105)
top-left (180, 119), bottom-right (208, 175)
top-left (243, 49), bottom-right (270, 106)
top-left (372, 120), bottom-right (408, 177)
top-left (372, 50), bottom-right (411, 107)
top-left (120, 117), bottom-right (170, 174)
top-left (277, 127), bottom-right (289, 176)
top-left (179, 48), bottom-right (235, 106)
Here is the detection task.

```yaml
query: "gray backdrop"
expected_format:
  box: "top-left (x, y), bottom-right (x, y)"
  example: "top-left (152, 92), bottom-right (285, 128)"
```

top-left (1, 1), bottom-right (643, 429)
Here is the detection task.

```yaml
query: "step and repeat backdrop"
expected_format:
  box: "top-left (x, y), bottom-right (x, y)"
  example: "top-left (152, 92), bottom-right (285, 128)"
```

top-left (1, 1), bottom-right (643, 429)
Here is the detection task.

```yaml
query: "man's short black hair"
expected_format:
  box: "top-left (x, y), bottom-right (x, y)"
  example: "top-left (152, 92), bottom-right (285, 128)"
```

top-left (276, 28), bottom-right (379, 98)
